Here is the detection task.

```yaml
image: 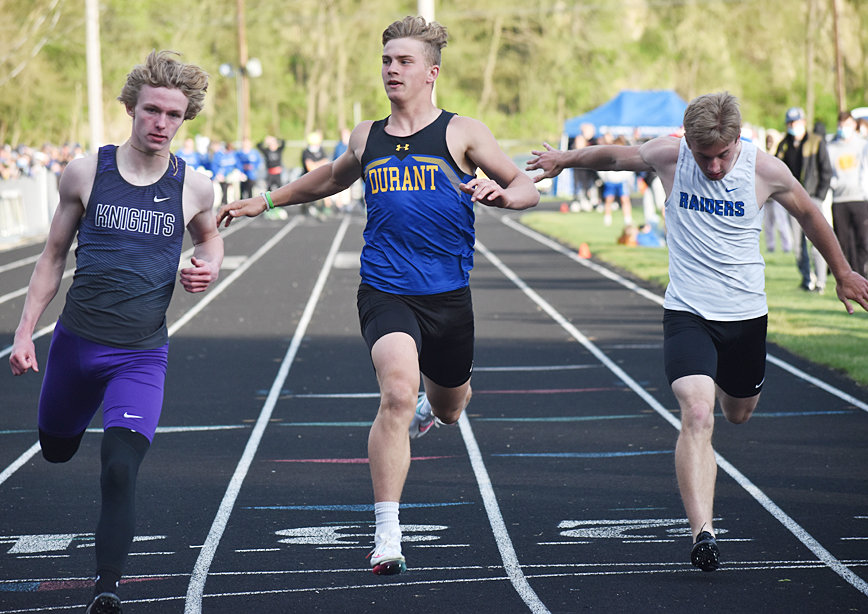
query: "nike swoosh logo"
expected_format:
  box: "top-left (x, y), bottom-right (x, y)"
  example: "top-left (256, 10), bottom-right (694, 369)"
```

top-left (755, 378), bottom-right (765, 389)
top-left (154, 196), bottom-right (170, 202)
top-left (123, 412), bottom-right (144, 419)
top-left (725, 187), bottom-right (739, 193)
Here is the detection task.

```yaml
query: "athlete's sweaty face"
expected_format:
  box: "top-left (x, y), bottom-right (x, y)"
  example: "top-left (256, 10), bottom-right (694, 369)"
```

top-left (687, 138), bottom-right (741, 181)
top-left (128, 85), bottom-right (188, 154)
top-left (381, 38), bottom-right (437, 103)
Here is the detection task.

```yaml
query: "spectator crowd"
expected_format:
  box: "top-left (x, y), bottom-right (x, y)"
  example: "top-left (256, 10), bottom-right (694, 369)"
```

top-left (1, 131), bottom-right (361, 219)
top-left (564, 109), bottom-right (868, 280)
top-left (3, 111), bottom-right (867, 277)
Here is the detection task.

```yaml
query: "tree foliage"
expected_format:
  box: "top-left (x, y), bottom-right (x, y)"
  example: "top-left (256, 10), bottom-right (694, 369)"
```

top-left (1, 0), bottom-right (865, 148)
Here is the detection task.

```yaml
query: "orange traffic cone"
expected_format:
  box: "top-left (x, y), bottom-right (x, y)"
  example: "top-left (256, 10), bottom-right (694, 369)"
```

top-left (578, 243), bottom-right (591, 259)
top-left (559, 202), bottom-right (569, 213)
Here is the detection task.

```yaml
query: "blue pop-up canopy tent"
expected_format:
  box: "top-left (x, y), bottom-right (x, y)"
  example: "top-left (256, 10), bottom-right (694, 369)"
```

top-left (564, 90), bottom-right (687, 139)
top-left (554, 90), bottom-right (687, 196)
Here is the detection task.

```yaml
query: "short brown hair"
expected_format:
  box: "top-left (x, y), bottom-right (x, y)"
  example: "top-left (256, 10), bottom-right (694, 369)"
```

top-left (382, 16), bottom-right (448, 67)
top-left (683, 92), bottom-right (742, 148)
top-left (117, 50), bottom-right (209, 121)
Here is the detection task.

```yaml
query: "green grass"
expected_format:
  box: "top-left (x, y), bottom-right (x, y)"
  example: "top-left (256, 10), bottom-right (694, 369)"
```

top-left (520, 204), bottom-right (868, 388)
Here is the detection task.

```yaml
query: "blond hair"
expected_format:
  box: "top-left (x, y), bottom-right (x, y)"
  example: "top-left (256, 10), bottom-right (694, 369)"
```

top-left (117, 50), bottom-right (209, 121)
top-left (683, 92), bottom-right (742, 148)
top-left (382, 16), bottom-right (448, 67)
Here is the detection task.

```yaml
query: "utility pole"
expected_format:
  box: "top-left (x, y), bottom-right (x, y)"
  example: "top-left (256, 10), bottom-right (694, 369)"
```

top-left (805, 0), bottom-right (816, 127)
top-left (831, 0), bottom-right (845, 113)
top-left (418, 0), bottom-right (435, 21)
top-left (237, 0), bottom-right (252, 143)
top-left (85, 0), bottom-right (104, 152)
top-left (418, 0), bottom-right (436, 105)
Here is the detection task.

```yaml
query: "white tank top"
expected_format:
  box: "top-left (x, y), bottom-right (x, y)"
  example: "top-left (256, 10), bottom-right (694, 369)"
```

top-left (663, 138), bottom-right (767, 320)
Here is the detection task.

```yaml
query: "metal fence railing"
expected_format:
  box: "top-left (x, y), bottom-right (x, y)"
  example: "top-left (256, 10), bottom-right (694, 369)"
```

top-left (0, 172), bottom-right (58, 248)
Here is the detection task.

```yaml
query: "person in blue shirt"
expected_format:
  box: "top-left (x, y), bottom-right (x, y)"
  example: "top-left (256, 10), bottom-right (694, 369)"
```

top-left (210, 141), bottom-right (241, 205)
top-left (332, 127), bottom-right (350, 160)
top-left (331, 128), bottom-right (353, 211)
top-left (175, 137), bottom-right (204, 171)
top-left (217, 16), bottom-right (539, 576)
top-left (237, 138), bottom-right (263, 200)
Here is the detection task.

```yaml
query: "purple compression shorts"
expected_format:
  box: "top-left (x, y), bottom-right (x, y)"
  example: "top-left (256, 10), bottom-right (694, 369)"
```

top-left (38, 319), bottom-right (169, 442)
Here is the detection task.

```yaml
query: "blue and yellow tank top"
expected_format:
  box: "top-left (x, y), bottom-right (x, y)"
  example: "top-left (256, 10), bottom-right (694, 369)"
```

top-left (60, 145), bottom-right (186, 348)
top-left (360, 111), bottom-right (475, 295)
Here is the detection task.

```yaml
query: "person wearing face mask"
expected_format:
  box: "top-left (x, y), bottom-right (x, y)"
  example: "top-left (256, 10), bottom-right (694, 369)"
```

top-left (827, 110), bottom-right (868, 277)
top-left (775, 107), bottom-right (834, 292)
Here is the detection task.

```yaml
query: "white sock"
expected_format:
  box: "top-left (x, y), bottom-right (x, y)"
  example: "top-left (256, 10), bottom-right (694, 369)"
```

top-left (374, 501), bottom-right (400, 538)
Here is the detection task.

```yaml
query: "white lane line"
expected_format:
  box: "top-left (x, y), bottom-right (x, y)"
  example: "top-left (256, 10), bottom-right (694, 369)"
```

top-left (765, 354), bottom-right (868, 412)
top-left (0, 252), bottom-right (44, 274)
top-left (167, 217), bottom-right (300, 336)
top-left (0, 244), bottom-right (78, 303)
top-left (0, 321), bottom-right (56, 360)
top-left (0, 219), bottom-right (252, 359)
top-left (497, 213), bottom-right (868, 413)
top-left (0, 425), bottom-right (249, 439)
top-left (475, 364), bottom-right (599, 372)
top-left (476, 236), bottom-right (868, 596)
top-left (497, 214), bottom-right (665, 305)
top-left (7, 557), bottom-right (867, 613)
top-left (0, 269), bottom-right (72, 306)
top-left (458, 413), bottom-right (551, 613)
top-left (0, 442), bottom-right (41, 490)
top-left (0, 217), bottom-right (283, 490)
top-left (184, 215), bottom-right (350, 614)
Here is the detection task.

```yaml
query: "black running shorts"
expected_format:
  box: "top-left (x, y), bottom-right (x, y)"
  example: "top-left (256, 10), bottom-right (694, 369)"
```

top-left (663, 309), bottom-right (767, 398)
top-left (357, 283), bottom-right (474, 388)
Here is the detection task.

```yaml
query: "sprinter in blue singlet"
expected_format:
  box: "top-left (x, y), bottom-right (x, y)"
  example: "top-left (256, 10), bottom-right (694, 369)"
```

top-left (217, 16), bottom-right (539, 575)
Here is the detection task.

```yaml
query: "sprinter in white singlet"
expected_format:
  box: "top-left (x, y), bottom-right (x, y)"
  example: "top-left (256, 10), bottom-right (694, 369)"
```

top-left (527, 92), bottom-right (868, 572)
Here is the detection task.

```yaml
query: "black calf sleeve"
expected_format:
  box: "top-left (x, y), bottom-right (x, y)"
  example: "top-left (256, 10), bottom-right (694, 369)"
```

top-left (39, 428), bottom-right (86, 463)
top-left (94, 427), bottom-right (150, 593)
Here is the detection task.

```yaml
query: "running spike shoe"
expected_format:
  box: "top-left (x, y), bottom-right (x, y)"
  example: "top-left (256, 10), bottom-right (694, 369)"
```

top-left (691, 530), bottom-right (720, 572)
top-left (85, 592), bottom-right (122, 614)
top-left (367, 533), bottom-right (406, 575)
top-left (409, 394), bottom-right (437, 439)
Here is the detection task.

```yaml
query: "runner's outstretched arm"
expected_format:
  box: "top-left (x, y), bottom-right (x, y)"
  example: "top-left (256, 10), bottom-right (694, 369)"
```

top-left (217, 123), bottom-right (369, 227)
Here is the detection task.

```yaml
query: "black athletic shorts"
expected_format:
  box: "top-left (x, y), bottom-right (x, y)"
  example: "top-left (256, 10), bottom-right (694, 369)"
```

top-left (663, 309), bottom-right (767, 398)
top-left (357, 283), bottom-right (474, 388)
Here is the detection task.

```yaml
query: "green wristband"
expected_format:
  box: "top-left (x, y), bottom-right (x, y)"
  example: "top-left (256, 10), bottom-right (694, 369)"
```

top-left (263, 191), bottom-right (275, 210)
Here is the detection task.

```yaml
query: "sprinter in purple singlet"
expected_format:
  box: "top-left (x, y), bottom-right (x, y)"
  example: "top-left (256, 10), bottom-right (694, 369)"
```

top-left (10, 51), bottom-right (223, 613)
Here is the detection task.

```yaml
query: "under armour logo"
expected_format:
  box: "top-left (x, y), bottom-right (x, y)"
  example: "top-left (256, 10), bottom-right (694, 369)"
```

top-left (396, 144), bottom-right (409, 151)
